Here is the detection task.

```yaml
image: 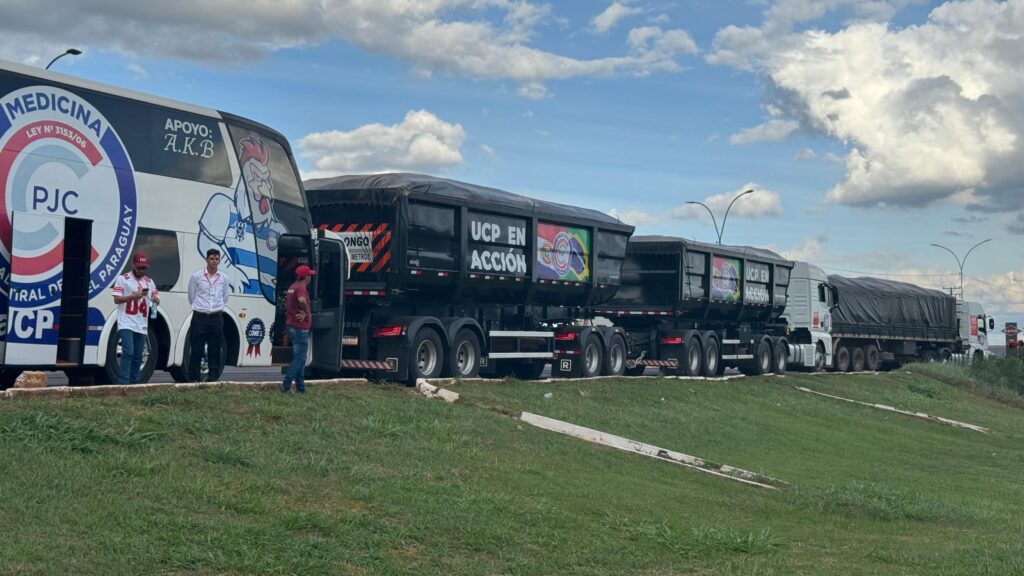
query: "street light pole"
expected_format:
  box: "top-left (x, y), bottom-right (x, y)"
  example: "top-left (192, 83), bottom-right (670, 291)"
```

top-left (686, 189), bottom-right (754, 244)
top-left (930, 238), bottom-right (991, 299)
top-left (45, 48), bottom-right (82, 70)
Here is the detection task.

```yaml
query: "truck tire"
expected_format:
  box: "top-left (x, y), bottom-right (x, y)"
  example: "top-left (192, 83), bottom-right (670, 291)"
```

top-left (100, 329), bottom-right (159, 384)
top-left (773, 340), bottom-right (788, 375)
top-left (701, 337), bottom-right (720, 377)
top-left (582, 334), bottom-right (603, 378)
top-left (835, 346), bottom-right (851, 372)
top-left (864, 344), bottom-right (881, 372)
top-left (513, 360), bottom-right (546, 380)
top-left (814, 343), bottom-right (826, 372)
top-left (676, 334), bottom-right (701, 376)
top-left (446, 329), bottom-right (481, 379)
top-left (754, 339), bottom-right (772, 375)
top-left (603, 335), bottom-right (626, 377)
top-left (409, 328), bottom-right (444, 385)
top-left (851, 347), bottom-right (865, 372)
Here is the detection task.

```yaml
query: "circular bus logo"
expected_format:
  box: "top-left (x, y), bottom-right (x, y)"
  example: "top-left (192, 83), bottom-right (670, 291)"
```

top-left (0, 86), bottom-right (138, 307)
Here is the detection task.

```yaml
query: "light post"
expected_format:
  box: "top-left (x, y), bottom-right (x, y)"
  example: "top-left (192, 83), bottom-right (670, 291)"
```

top-left (930, 238), bottom-right (991, 299)
top-left (45, 48), bottom-right (82, 70)
top-left (686, 189), bottom-right (753, 244)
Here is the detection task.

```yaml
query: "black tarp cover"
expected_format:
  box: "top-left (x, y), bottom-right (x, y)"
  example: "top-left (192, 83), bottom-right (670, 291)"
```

top-left (627, 235), bottom-right (791, 265)
top-left (304, 173), bottom-right (631, 231)
top-left (828, 275), bottom-right (957, 334)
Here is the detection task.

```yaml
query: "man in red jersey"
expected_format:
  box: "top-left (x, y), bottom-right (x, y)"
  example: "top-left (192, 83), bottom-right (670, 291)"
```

top-left (282, 264), bottom-right (315, 393)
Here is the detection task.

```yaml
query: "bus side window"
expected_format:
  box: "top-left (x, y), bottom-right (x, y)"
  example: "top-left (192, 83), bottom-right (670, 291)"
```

top-left (122, 228), bottom-right (181, 291)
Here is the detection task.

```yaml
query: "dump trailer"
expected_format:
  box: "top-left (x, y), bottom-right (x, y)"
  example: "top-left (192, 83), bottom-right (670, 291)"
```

top-left (597, 236), bottom-right (794, 376)
top-left (303, 173), bottom-right (634, 384)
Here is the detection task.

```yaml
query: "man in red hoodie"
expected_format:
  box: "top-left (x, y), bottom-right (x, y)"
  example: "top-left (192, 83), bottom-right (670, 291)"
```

top-left (282, 264), bottom-right (315, 393)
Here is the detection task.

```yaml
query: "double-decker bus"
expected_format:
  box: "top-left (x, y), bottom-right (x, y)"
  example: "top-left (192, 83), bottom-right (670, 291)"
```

top-left (0, 59), bottom-right (344, 386)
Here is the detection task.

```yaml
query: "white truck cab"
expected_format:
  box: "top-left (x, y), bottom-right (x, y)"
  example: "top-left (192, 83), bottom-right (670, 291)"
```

top-left (958, 300), bottom-right (994, 361)
top-left (781, 262), bottom-right (834, 370)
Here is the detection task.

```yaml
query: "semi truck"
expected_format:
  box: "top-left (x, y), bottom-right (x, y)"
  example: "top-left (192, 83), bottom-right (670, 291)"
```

top-left (303, 173), bottom-right (635, 384)
top-left (596, 236), bottom-right (795, 377)
top-left (782, 261), bottom-right (993, 371)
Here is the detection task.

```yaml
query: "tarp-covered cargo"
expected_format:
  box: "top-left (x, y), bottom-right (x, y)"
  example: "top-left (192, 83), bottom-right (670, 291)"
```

top-left (828, 275), bottom-right (958, 340)
top-left (605, 236), bottom-right (793, 324)
top-left (304, 173), bottom-right (634, 306)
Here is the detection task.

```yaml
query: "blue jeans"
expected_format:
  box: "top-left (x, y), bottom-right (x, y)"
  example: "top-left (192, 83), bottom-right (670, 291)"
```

top-left (282, 327), bottom-right (309, 392)
top-left (118, 329), bottom-right (147, 384)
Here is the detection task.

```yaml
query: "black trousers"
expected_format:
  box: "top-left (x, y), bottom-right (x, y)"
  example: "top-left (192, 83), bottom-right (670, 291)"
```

top-left (188, 312), bottom-right (224, 382)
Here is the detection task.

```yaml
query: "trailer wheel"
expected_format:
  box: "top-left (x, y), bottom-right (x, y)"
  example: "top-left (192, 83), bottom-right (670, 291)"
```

top-left (851, 347), bottom-right (865, 372)
top-left (773, 340), bottom-right (788, 375)
top-left (582, 334), bottom-right (603, 378)
top-left (675, 334), bottom-right (702, 376)
top-left (409, 328), bottom-right (444, 384)
top-left (446, 330), bottom-right (481, 379)
top-left (701, 338), bottom-right (720, 377)
top-left (754, 339), bottom-right (772, 375)
top-left (864, 344), bottom-right (881, 372)
top-left (835, 345), bottom-right (851, 372)
top-left (513, 360), bottom-right (546, 381)
top-left (100, 328), bottom-right (159, 384)
top-left (939, 348), bottom-right (952, 363)
top-left (813, 342), bottom-right (826, 372)
top-left (603, 335), bottom-right (626, 377)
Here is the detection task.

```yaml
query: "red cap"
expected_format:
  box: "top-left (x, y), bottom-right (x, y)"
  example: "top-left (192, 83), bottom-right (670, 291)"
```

top-left (132, 253), bottom-right (149, 268)
top-left (295, 264), bottom-right (317, 278)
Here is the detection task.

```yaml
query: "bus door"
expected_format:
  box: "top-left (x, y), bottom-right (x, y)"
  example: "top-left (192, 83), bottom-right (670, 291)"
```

top-left (4, 212), bottom-right (91, 366)
top-left (271, 234), bottom-right (310, 364)
top-left (311, 233), bottom-right (344, 371)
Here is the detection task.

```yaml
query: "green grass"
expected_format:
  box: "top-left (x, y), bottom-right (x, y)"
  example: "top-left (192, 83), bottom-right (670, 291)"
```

top-left (3, 367), bottom-right (1024, 575)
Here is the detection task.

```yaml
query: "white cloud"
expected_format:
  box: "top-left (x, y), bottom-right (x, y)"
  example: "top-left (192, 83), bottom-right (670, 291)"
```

top-left (794, 147), bottom-right (816, 161)
top-left (480, 143), bottom-right (497, 159)
top-left (0, 1), bottom-right (699, 99)
top-left (127, 63), bottom-right (148, 79)
top-left (298, 109), bottom-right (465, 178)
top-left (779, 233), bottom-right (827, 262)
top-left (592, 2), bottom-right (644, 34)
top-left (708, 0), bottom-right (1024, 210)
top-left (607, 208), bottom-right (668, 227)
top-left (671, 184), bottom-right (784, 220)
top-left (730, 119), bottom-right (800, 144)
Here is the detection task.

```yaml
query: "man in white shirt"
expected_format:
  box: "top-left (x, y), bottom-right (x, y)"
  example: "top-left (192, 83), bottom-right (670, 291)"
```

top-left (112, 253), bottom-right (159, 384)
top-left (187, 248), bottom-right (229, 381)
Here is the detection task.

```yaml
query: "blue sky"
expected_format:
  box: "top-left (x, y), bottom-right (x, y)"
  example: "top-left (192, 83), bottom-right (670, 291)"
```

top-left (2, 0), bottom-right (1022, 342)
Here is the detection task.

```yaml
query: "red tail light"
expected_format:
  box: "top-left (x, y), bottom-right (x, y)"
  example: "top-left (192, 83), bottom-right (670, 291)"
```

top-left (373, 326), bottom-right (403, 338)
top-left (554, 332), bottom-right (576, 342)
top-left (660, 336), bottom-right (684, 345)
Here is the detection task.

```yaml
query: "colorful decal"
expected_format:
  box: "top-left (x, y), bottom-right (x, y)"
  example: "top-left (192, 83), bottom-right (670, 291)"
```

top-left (812, 311), bottom-right (820, 329)
top-left (537, 223), bottom-right (590, 282)
top-left (324, 223), bottom-right (391, 273)
top-left (0, 86), bottom-right (138, 341)
top-left (468, 213), bottom-right (527, 276)
top-left (711, 256), bottom-right (742, 302)
top-left (745, 262), bottom-right (771, 304)
top-left (198, 135), bottom-right (286, 302)
top-left (245, 317), bottom-right (266, 357)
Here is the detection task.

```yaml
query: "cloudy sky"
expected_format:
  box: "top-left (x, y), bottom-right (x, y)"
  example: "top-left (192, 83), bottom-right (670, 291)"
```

top-left (2, 0), bottom-right (1022, 342)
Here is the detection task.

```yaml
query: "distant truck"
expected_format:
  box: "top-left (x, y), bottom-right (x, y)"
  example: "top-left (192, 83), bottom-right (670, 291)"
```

top-left (782, 262), bottom-right (993, 371)
top-left (303, 174), bottom-right (634, 384)
top-left (597, 236), bottom-right (795, 376)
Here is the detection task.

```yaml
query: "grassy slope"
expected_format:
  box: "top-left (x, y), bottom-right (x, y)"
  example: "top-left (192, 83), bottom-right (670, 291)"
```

top-left (2, 369), bottom-right (1024, 576)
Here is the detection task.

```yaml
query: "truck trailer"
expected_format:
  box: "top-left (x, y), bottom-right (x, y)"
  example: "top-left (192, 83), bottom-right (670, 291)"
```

top-left (597, 236), bottom-right (794, 376)
top-left (782, 262), bottom-right (993, 371)
top-left (303, 173), bottom-right (634, 384)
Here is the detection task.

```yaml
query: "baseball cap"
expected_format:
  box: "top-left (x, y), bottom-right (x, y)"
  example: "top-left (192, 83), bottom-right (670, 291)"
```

top-left (132, 253), bottom-right (149, 268)
top-left (295, 264), bottom-right (317, 278)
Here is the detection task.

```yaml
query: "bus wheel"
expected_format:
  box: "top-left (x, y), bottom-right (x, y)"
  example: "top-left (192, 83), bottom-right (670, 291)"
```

top-left (168, 366), bottom-right (189, 383)
top-left (446, 330), bottom-right (481, 379)
top-left (408, 328), bottom-right (443, 385)
top-left (851, 347), bottom-right (865, 372)
top-left (582, 334), bottom-right (603, 378)
top-left (101, 329), bottom-right (159, 384)
top-left (701, 338), bottom-right (720, 378)
top-left (834, 346), bottom-right (851, 372)
top-left (773, 340), bottom-right (788, 375)
top-left (864, 344), bottom-right (881, 372)
top-left (603, 335), bottom-right (626, 377)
